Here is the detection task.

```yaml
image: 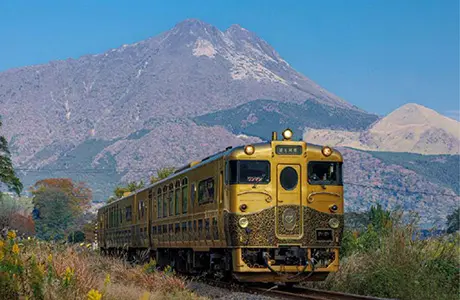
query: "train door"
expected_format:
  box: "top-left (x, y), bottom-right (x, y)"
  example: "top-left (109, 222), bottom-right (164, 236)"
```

top-left (276, 164), bottom-right (303, 239)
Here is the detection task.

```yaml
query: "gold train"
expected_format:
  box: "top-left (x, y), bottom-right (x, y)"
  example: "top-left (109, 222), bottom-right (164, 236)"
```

top-left (97, 129), bottom-right (344, 283)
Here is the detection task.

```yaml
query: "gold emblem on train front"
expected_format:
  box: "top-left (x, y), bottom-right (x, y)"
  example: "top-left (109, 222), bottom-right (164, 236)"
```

top-left (282, 208), bottom-right (297, 231)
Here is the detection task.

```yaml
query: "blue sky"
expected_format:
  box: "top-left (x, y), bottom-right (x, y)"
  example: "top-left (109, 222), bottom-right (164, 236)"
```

top-left (1, 0), bottom-right (458, 119)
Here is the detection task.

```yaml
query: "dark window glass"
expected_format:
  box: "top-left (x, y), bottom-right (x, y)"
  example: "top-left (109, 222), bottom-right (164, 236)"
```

top-left (182, 185), bottom-right (188, 214)
top-left (169, 189), bottom-right (174, 217)
top-left (191, 183), bottom-right (196, 206)
top-left (205, 219), bottom-right (210, 240)
top-left (280, 167), bottom-right (298, 190)
top-left (198, 178), bottom-right (215, 205)
top-left (163, 190), bottom-right (168, 217)
top-left (308, 162), bottom-right (343, 185)
top-left (229, 160), bottom-right (270, 184)
top-left (212, 217), bottom-right (219, 240)
top-left (157, 189), bottom-right (162, 219)
top-left (126, 206), bottom-right (132, 221)
top-left (229, 160), bottom-right (238, 184)
top-left (175, 189), bottom-right (180, 215)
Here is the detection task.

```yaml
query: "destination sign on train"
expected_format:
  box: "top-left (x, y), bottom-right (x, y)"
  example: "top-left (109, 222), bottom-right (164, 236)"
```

top-left (275, 145), bottom-right (302, 155)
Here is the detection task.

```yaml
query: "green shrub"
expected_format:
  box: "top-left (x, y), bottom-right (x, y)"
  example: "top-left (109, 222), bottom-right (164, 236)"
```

top-left (325, 207), bottom-right (460, 300)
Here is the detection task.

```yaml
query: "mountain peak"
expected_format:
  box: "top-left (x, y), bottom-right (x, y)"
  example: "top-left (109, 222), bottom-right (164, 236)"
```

top-left (381, 103), bottom-right (456, 127)
top-left (175, 18), bottom-right (209, 28)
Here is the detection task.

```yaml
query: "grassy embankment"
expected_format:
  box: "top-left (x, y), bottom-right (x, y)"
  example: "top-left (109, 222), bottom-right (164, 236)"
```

top-left (0, 232), bottom-right (204, 300)
top-left (314, 209), bottom-right (460, 300)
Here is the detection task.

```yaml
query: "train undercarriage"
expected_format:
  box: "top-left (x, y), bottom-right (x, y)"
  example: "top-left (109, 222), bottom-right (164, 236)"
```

top-left (101, 245), bottom-right (338, 283)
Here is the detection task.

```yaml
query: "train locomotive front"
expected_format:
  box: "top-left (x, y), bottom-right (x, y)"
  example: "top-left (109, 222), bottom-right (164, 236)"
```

top-left (224, 129), bottom-right (344, 283)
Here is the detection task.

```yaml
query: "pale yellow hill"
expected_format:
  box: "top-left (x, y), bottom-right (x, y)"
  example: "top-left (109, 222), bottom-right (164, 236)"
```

top-left (303, 103), bottom-right (460, 154)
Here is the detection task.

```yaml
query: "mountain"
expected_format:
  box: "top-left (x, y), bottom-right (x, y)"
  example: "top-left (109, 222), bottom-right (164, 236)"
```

top-left (0, 19), bottom-right (458, 227)
top-left (0, 19), bottom-right (370, 198)
top-left (194, 99), bottom-right (379, 141)
top-left (303, 103), bottom-right (460, 154)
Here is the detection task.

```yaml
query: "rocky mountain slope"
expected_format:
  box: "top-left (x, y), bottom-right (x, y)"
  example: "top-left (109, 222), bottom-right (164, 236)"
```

top-left (0, 19), bottom-right (371, 195)
top-left (0, 19), bottom-right (458, 227)
top-left (303, 103), bottom-right (460, 154)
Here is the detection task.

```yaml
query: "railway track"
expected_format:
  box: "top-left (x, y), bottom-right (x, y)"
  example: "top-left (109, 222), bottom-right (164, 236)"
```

top-left (203, 280), bottom-right (397, 300)
top-left (246, 285), bottom-right (397, 300)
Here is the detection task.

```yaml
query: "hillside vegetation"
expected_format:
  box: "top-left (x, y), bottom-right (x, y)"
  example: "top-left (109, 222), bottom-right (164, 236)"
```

top-left (194, 99), bottom-right (378, 141)
top-left (368, 151), bottom-right (460, 194)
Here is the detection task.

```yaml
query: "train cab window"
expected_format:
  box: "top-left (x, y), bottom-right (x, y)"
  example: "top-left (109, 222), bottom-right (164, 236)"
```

top-left (198, 177), bottom-right (215, 205)
top-left (157, 188), bottom-right (162, 219)
top-left (175, 180), bottom-right (180, 215)
top-left (308, 161), bottom-right (343, 185)
top-left (181, 178), bottom-right (188, 214)
top-left (125, 206), bottom-right (132, 222)
top-left (229, 160), bottom-right (270, 184)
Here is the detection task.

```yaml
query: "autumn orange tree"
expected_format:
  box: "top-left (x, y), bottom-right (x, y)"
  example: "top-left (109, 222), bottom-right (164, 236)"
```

top-left (30, 178), bottom-right (92, 240)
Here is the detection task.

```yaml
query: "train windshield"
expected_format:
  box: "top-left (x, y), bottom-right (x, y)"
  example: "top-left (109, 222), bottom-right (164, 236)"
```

top-left (308, 161), bottom-right (343, 185)
top-left (228, 160), bottom-right (270, 184)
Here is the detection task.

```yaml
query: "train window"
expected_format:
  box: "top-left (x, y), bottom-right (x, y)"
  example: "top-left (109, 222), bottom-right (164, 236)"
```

top-left (181, 222), bottom-right (187, 238)
top-left (280, 167), bottom-right (298, 190)
top-left (158, 190), bottom-right (162, 219)
top-left (169, 188), bottom-right (174, 217)
top-left (119, 208), bottom-right (123, 224)
top-left (163, 187), bottom-right (168, 218)
top-left (198, 177), bottom-right (215, 205)
top-left (308, 162), bottom-right (343, 186)
top-left (198, 220), bottom-right (203, 238)
top-left (182, 183), bottom-right (188, 214)
top-left (205, 219), bottom-right (210, 240)
top-left (191, 183), bottom-right (196, 206)
top-left (175, 181), bottom-right (180, 215)
top-left (126, 206), bottom-right (132, 222)
top-left (212, 217), bottom-right (218, 240)
top-left (229, 160), bottom-right (270, 184)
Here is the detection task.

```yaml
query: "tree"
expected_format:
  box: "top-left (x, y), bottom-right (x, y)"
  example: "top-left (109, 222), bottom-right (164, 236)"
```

top-left (30, 178), bottom-right (92, 217)
top-left (68, 230), bottom-right (86, 243)
top-left (0, 118), bottom-right (22, 195)
top-left (369, 203), bottom-right (392, 232)
top-left (33, 188), bottom-right (74, 240)
top-left (446, 208), bottom-right (459, 234)
top-left (150, 167), bottom-right (175, 184)
top-left (0, 194), bottom-right (33, 230)
top-left (111, 180), bottom-right (145, 201)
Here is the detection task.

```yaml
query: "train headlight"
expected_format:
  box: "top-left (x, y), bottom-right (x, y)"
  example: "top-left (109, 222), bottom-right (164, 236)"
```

top-left (328, 218), bottom-right (340, 229)
top-left (282, 128), bottom-right (293, 140)
top-left (244, 145), bottom-right (255, 155)
top-left (329, 204), bottom-right (338, 213)
top-left (239, 217), bottom-right (249, 228)
top-left (322, 146), bottom-right (333, 157)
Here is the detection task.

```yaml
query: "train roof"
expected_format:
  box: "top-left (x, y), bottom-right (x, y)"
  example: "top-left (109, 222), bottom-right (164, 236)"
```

top-left (99, 139), bottom-right (342, 209)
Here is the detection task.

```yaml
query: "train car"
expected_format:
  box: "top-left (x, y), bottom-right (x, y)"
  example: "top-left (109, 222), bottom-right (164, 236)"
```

top-left (97, 129), bottom-right (344, 283)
